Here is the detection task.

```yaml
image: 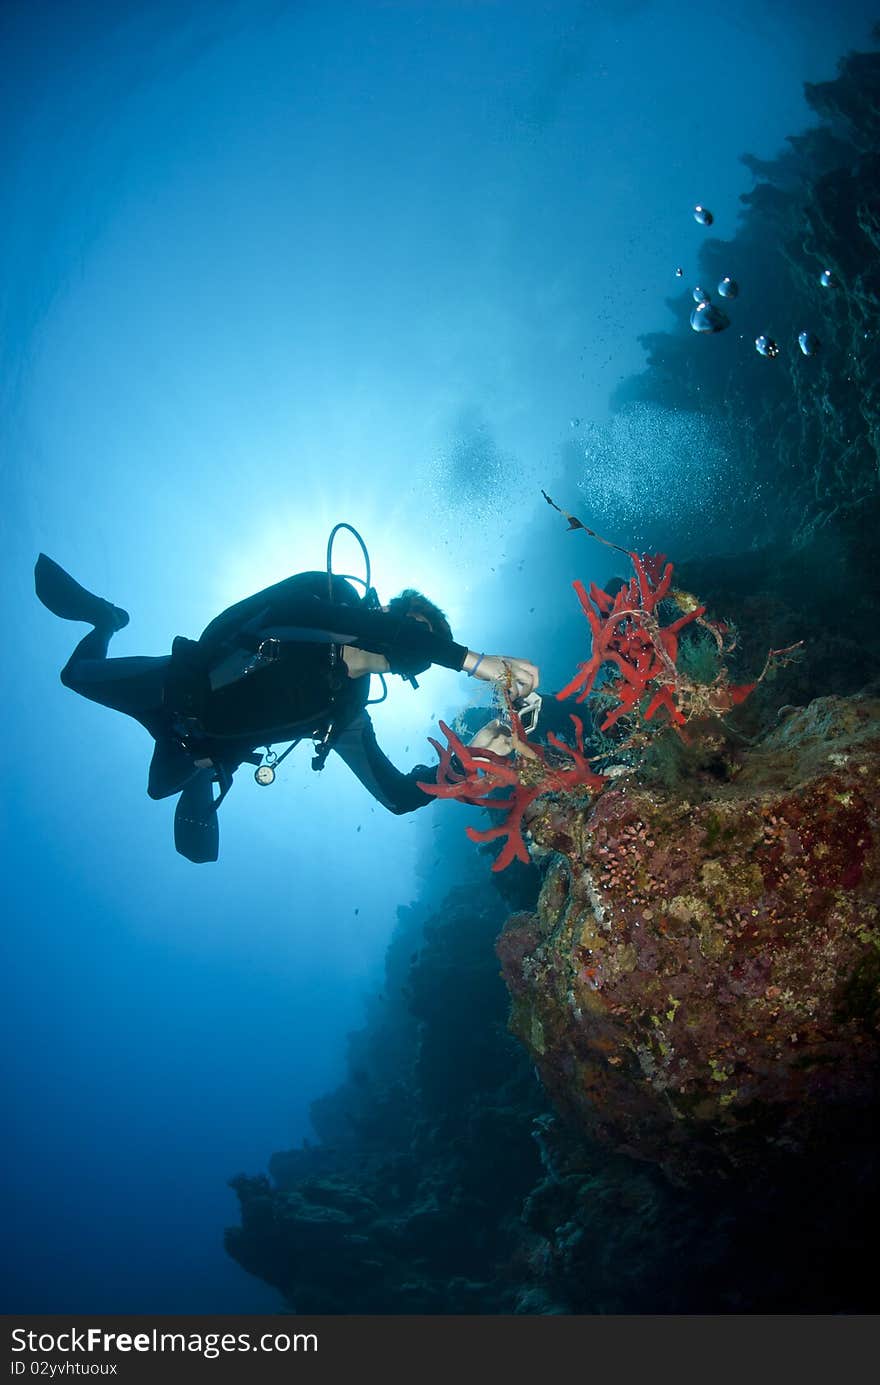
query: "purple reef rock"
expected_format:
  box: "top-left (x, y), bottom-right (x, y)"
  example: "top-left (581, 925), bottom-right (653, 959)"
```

top-left (497, 693), bottom-right (880, 1184)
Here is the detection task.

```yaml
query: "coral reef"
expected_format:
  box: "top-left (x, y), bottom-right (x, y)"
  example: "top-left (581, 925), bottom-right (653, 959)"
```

top-left (542, 493), bottom-right (794, 732)
top-left (497, 693), bottom-right (880, 1184)
top-left (417, 714), bottom-right (604, 871)
top-left (226, 692), bottom-right (880, 1311)
top-left (422, 498), bottom-right (807, 875)
top-left (226, 691), bottom-right (879, 1313)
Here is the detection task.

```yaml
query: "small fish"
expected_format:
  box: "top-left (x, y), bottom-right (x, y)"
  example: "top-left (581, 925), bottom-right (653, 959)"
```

top-left (356, 824), bottom-right (361, 832)
top-left (354, 907), bottom-right (360, 916)
top-left (670, 587), bottom-right (702, 614)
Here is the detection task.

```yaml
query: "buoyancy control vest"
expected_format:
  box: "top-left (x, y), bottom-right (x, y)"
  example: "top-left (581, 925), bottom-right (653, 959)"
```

top-left (164, 571), bottom-right (366, 749)
top-left (159, 572), bottom-right (369, 862)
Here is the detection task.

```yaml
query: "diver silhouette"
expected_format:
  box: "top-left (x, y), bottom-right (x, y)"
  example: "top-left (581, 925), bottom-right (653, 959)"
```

top-left (35, 551), bottom-right (539, 862)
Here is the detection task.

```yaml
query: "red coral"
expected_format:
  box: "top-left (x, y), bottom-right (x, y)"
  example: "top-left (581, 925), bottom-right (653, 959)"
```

top-left (557, 551), bottom-right (705, 730)
top-left (423, 497), bottom-right (802, 874)
top-left (543, 491), bottom-right (801, 736)
top-left (417, 713), bottom-right (605, 871)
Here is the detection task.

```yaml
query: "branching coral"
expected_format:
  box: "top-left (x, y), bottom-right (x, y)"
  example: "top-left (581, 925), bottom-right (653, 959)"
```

top-left (543, 492), bottom-right (801, 735)
top-left (421, 495), bottom-right (801, 872)
top-left (417, 711), bottom-right (605, 871)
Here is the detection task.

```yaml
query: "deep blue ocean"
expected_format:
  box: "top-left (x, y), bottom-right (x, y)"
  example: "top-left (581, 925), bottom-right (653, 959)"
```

top-left (2, 0), bottom-right (877, 1313)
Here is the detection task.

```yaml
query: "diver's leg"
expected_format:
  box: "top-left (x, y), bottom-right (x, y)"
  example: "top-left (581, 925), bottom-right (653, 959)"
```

top-left (60, 625), bottom-right (201, 801)
top-left (36, 553), bottom-right (165, 718)
top-left (60, 627), bottom-right (170, 718)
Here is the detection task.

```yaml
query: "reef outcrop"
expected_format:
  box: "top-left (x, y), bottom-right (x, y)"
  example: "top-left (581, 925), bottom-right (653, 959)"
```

top-left (497, 693), bottom-right (880, 1184)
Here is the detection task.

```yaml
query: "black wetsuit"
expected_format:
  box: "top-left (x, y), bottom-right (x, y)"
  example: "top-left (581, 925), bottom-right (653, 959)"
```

top-left (60, 571), bottom-right (469, 815)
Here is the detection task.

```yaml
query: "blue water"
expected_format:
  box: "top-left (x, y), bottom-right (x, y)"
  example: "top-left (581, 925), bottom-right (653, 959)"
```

top-left (2, 0), bottom-right (875, 1312)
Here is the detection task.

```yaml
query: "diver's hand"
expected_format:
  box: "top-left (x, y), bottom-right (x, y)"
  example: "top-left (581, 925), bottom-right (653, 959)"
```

top-left (465, 653), bottom-right (540, 698)
top-left (467, 718), bottom-right (514, 758)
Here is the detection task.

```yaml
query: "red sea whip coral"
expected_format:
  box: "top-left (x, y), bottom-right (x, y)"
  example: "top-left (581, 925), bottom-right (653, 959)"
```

top-left (543, 492), bottom-right (797, 733)
top-left (417, 710), bottom-right (605, 872)
top-left (421, 494), bottom-right (800, 871)
top-left (555, 552), bottom-right (759, 730)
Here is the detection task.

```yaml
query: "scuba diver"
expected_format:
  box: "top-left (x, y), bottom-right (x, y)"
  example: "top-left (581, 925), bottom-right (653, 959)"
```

top-left (34, 529), bottom-right (539, 863)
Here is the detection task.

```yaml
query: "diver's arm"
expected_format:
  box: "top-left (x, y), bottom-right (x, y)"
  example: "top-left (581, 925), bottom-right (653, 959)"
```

top-left (201, 586), bottom-right (469, 674)
top-left (331, 711), bottom-right (437, 815)
top-left (460, 653), bottom-right (540, 698)
top-left (273, 598), bottom-right (469, 673)
top-left (199, 577), bottom-right (539, 690)
top-left (467, 718), bottom-right (515, 756)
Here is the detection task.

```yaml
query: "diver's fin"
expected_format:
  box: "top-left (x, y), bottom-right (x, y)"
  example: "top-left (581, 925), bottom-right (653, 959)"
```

top-left (34, 553), bottom-right (130, 631)
top-left (173, 771), bottom-right (220, 863)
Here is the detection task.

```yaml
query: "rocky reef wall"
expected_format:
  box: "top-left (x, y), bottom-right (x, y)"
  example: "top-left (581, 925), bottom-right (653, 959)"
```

top-left (499, 693), bottom-right (880, 1185)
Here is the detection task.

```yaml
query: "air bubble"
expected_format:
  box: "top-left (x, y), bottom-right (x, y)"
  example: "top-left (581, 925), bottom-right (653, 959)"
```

top-left (693, 205), bottom-right (714, 226)
top-left (755, 335), bottom-right (780, 358)
top-left (718, 276), bottom-right (738, 299)
top-left (690, 302), bottom-right (729, 333)
top-left (798, 331), bottom-right (820, 356)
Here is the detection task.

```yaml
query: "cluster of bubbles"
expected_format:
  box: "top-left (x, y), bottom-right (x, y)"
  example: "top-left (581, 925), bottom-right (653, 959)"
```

top-left (685, 207), bottom-right (734, 334)
top-left (576, 404), bottom-right (763, 553)
top-left (776, 269), bottom-right (834, 357)
top-left (684, 205), bottom-right (826, 358)
top-left (755, 329), bottom-right (822, 360)
top-left (431, 406), bottom-right (514, 521)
